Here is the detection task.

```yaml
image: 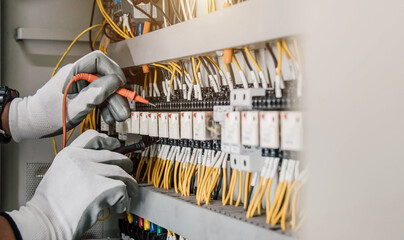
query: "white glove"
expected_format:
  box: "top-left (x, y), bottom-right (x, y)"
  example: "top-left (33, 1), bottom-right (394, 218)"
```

top-left (8, 130), bottom-right (138, 240)
top-left (9, 50), bottom-right (130, 142)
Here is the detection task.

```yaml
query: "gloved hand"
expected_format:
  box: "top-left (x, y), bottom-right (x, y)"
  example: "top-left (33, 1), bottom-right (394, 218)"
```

top-left (8, 50), bottom-right (130, 142)
top-left (8, 130), bottom-right (138, 240)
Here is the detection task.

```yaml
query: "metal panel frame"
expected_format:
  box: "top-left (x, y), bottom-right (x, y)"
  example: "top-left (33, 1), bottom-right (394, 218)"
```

top-left (107, 0), bottom-right (303, 68)
top-left (130, 185), bottom-right (296, 240)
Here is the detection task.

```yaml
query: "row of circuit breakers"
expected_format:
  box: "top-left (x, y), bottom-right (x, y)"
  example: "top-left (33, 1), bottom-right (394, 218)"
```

top-left (102, 89), bottom-right (302, 173)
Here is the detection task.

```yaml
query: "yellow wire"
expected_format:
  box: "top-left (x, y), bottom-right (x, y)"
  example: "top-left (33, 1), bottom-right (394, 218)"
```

top-left (224, 62), bottom-right (229, 72)
top-left (244, 47), bottom-right (262, 72)
top-left (206, 56), bottom-right (221, 71)
top-left (153, 68), bottom-right (158, 84)
top-left (244, 172), bottom-right (251, 209)
top-left (281, 40), bottom-right (297, 62)
top-left (92, 20), bottom-right (107, 49)
top-left (151, 63), bottom-right (174, 74)
top-left (232, 55), bottom-right (242, 71)
top-left (276, 41), bottom-right (283, 76)
top-left (168, 71), bottom-right (175, 88)
top-left (96, 0), bottom-right (130, 39)
top-left (235, 171), bottom-right (243, 207)
top-left (222, 167), bottom-right (227, 204)
top-left (168, 62), bottom-right (183, 75)
top-left (247, 177), bottom-right (264, 217)
top-left (50, 24), bottom-right (103, 155)
top-left (51, 24), bottom-right (103, 77)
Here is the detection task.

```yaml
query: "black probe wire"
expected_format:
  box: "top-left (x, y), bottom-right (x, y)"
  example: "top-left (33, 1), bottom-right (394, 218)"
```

top-left (150, 1), bottom-right (173, 26)
top-left (245, 186), bottom-right (255, 211)
top-left (213, 169), bottom-right (223, 200)
top-left (89, 0), bottom-right (97, 51)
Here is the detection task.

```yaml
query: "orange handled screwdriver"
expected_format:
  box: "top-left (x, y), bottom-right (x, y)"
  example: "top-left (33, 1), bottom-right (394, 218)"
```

top-left (71, 73), bottom-right (156, 106)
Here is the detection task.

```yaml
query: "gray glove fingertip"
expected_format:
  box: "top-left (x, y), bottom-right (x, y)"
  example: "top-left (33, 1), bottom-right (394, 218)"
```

top-left (101, 107), bottom-right (115, 125)
top-left (106, 94), bottom-right (130, 122)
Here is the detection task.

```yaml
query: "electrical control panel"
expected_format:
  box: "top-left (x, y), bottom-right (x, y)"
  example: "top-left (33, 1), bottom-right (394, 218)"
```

top-left (79, 0), bottom-right (305, 239)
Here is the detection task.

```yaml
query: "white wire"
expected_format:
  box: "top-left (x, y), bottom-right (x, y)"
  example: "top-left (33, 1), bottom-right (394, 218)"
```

top-left (186, 0), bottom-right (193, 19)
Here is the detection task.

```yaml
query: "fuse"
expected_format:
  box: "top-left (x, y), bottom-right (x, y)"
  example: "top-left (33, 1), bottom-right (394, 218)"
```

top-left (149, 113), bottom-right (159, 137)
top-left (169, 112), bottom-right (180, 139)
top-left (281, 111), bottom-right (303, 151)
top-left (131, 112), bottom-right (140, 134)
top-left (158, 112), bottom-right (169, 138)
top-left (180, 112), bottom-right (193, 139)
top-left (139, 112), bottom-right (149, 135)
top-left (224, 111), bottom-right (241, 145)
top-left (193, 112), bottom-right (220, 141)
top-left (260, 111), bottom-right (280, 149)
top-left (241, 111), bottom-right (259, 146)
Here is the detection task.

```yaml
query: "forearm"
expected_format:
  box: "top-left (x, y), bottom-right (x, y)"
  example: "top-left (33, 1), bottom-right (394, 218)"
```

top-left (0, 216), bottom-right (16, 240)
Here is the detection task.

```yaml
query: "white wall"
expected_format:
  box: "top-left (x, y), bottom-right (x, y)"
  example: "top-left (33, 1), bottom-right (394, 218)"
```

top-left (303, 0), bottom-right (404, 239)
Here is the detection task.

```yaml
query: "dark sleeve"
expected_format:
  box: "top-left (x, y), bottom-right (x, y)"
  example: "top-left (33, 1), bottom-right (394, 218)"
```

top-left (0, 212), bottom-right (23, 240)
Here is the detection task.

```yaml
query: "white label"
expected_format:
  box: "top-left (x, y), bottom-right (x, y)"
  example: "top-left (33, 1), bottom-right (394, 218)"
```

top-left (139, 112), bottom-right (149, 135)
top-left (225, 111), bottom-right (241, 145)
top-left (180, 112), bottom-right (193, 139)
top-left (168, 112), bottom-right (180, 139)
top-left (148, 113), bottom-right (159, 137)
top-left (241, 111), bottom-right (260, 146)
top-left (260, 111), bottom-right (280, 149)
top-left (131, 112), bottom-right (140, 134)
top-left (158, 112), bottom-right (169, 138)
top-left (193, 112), bottom-right (206, 140)
top-left (281, 111), bottom-right (303, 151)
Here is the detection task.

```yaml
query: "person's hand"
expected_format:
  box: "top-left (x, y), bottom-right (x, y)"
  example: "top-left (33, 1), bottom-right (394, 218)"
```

top-left (8, 50), bottom-right (130, 142)
top-left (8, 130), bottom-right (137, 240)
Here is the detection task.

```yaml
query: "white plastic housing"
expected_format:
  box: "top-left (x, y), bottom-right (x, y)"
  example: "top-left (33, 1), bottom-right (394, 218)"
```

top-left (213, 105), bottom-right (233, 123)
top-left (281, 111), bottom-right (303, 151)
top-left (230, 151), bottom-right (264, 172)
top-left (193, 111), bottom-right (220, 141)
top-left (139, 112), bottom-right (149, 135)
top-left (241, 111), bottom-right (260, 146)
top-left (169, 112), bottom-right (180, 139)
top-left (131, 112), bottom-right (140, 134)
top-left (193, 112), bottom-right (207, 141)
top-left (230, 88), bottom-right (266, 110)
top-left (224, 111), bottom-right (241, 145)
top-left (158, 112), bottom-right (169, 138)
top-left (180, 112), bottom-right (193, 139)
top-left (148, 113), bottom-right (159, 137)
top-left (259, 111), bottom-right (280, 149)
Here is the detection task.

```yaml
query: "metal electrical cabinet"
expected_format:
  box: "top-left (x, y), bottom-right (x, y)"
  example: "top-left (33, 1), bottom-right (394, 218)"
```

top-left (107, 0), bottom-right (303, 239)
